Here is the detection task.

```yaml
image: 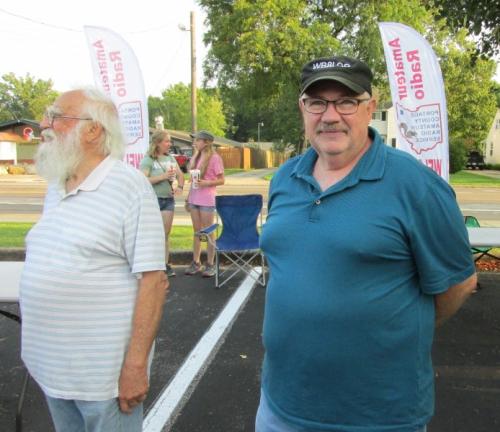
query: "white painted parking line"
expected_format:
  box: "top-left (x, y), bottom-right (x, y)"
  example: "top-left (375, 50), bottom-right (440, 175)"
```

top-left (143, 268), bottom-right (262, 432)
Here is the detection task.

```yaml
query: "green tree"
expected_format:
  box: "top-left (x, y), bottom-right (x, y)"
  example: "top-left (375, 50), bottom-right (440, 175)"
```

top-left (0, 73), bottom-right (58, 122)
top-left (429, 0), bottom-right (500, 56)
top-left (200, 0), bottom-right (342, 150)
top-left (448, 136), bottom-right (468, 173)
top-left (436, 30), bottom-right (497, 151)
top-left (148, 83), bottom-right (226, 136)
top-left (199, 0), bottom-right (438, 151)
top-left (492, 82), bottom-right (500, 108)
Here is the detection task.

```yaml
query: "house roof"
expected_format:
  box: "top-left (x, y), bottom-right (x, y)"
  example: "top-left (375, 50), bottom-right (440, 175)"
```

top-left (0, 119), bottom-right (40, 130)
top-left (0, 120), bottom-right (246, 148)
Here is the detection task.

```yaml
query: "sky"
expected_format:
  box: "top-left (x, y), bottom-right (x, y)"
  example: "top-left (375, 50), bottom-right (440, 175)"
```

top-left (1, 2), bottom-right (498, 98)
top-left (0, 1), bottom-right (208, 97)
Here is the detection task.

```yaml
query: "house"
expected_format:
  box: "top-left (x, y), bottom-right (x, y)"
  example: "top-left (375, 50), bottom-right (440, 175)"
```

top-left (0, 119), bottom-right (41, 166)
top-left (484, 109), bottom-right (500, 165)
top-left (369, 104), bottom-right (397, 147)
top-left (371, 105), bottom-right (500, 167)
top-left (151, 126), bottom-right (274, 169)
top-left (158, 128), bottom-right (244, 150)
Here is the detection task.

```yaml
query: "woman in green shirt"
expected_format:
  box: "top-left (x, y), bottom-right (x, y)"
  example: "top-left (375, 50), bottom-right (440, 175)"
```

top-left (140, 131), bottom-right (185, 276)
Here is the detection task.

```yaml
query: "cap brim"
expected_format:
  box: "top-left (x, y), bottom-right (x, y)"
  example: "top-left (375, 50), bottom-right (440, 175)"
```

top-left (301, 73), bottom-right (366, 96)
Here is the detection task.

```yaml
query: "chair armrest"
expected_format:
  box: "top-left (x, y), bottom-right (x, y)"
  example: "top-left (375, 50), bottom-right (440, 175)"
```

top-left (196, 223), bottom-right (219, 237)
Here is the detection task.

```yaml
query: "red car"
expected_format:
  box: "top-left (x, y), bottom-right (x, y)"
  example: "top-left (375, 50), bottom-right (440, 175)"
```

top-left (169, 145), bottom-right (191, 172)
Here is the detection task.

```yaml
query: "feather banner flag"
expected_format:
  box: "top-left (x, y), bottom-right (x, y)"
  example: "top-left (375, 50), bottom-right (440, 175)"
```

top-left (379, 22), bottom-right (449, 181)
top-left (84, 26), bottom-right (148, 168)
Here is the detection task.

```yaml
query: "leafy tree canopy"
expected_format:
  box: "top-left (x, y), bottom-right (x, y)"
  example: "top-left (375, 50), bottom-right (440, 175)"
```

top-left (148, 83), bottom-right (226, 136)
top-left (199, 0), bottom-right (437, 150)
top-left (0, 73), bottom-right (58, 122)
top-left (436, 30), bottom-right (498, 150)
top-left (430, 0), bottom-right (500, 56)
top-left (492, 82), bottom-right (500, 108)
top-left (199, 0), bottom-right (497, 157)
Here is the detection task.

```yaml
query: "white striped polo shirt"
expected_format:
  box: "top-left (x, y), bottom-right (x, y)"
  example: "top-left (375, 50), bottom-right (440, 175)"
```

top-left (20, 156), bottom-right (165, 400)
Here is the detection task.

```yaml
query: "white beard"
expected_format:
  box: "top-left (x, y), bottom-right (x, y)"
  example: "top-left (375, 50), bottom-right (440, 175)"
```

top-left (35, 126), bottom-right (85, 185)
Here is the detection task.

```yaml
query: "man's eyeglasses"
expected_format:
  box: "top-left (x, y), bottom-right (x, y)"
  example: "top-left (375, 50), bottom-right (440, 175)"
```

top-left (301, 97), bottom-right (371, 115)
top-left (43, 107), bottom-right (93, 128)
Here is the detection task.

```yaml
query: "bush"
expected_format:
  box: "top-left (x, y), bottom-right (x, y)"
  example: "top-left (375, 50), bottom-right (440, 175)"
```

top-left (486, 163), bottom-right (500, 170)
top-left (449, 138), bottom-right (468, 173)
top-left (7, 165), bottom-right (26, 175)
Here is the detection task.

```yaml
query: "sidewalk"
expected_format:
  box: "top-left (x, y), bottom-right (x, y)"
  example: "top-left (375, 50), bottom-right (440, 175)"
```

top-left (465, 169), bottom-right (500, 180)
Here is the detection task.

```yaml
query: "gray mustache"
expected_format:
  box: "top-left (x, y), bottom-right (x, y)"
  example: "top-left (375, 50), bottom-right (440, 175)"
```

top-left (317, 127), bottom-right (345, 133)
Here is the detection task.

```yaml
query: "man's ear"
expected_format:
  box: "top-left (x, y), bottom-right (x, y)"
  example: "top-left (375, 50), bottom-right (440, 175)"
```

top-left (367, 97), bottom-right (377, 115)
top-left (85, 121), bottom-right (104, 143)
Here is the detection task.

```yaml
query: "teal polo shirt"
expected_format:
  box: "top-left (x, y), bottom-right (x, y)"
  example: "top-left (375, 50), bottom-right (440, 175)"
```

top-left (260, 127), bottom-right (475, 432)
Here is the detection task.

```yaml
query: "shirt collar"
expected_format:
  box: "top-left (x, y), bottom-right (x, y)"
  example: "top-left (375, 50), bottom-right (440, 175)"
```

top-left (57, 155), bottom-right (118, 197)
top-left (291, 127), bottom-right (386, 189)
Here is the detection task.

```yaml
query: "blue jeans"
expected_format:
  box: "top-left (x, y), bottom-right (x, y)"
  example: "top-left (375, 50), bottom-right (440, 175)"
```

top-left (187, 203), bottom-right (216, 212)
top-left (158, 197), bottom-right (175, 211)
top-left (255, 390), bottom-right (427, 432)
top-left (45, 395), bottom-right (143, 432)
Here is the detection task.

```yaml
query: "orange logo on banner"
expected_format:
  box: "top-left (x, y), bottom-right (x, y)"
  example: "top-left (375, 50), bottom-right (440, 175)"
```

top-left (22, 127), bottom-right (34, 141)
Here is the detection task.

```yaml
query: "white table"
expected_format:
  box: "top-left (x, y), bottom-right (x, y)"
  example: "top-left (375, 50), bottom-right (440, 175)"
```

top-left (0, 261), bottom-right (24, 303)
top-left (0, 261), bottom-right (27, 431)
top-left (467, 227), bottom-right (500, 261)
top-left (467, 227), bottom-right (500, 248)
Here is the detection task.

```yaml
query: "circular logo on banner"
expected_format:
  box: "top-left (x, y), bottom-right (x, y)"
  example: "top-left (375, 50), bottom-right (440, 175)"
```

top-left (22, 127), bottom-right (34, 141)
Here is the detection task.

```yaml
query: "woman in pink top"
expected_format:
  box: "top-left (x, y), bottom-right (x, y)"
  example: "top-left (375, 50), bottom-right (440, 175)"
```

top-left (184, 130), bottom-right (225, 277)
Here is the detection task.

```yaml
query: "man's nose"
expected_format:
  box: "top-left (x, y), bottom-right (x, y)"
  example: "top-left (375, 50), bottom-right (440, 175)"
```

top-left (321, 102), bottom-right (342, 121)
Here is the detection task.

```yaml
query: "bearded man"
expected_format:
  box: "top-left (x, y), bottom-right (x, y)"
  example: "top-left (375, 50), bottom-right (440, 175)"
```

top-left (19, 88), bottom-right (168, 432)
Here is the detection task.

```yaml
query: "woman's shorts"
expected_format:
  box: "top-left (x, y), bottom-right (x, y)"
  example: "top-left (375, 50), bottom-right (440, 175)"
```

top-left (158, 197), bottom-right (175, 212)
top-left (187, 203), bottom-right (216, 213)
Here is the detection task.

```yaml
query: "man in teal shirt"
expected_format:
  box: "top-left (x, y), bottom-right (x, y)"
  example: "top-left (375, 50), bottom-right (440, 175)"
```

top-left (257, 56), bottom-right (477, 432)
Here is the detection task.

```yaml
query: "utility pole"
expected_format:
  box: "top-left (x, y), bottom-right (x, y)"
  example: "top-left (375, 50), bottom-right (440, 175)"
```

top-left (190, 11), bottom-right (197, 134)
top-left (179, 11), bottom-right (197, 133)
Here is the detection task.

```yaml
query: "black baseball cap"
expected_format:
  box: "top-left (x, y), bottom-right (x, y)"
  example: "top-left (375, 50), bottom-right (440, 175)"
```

top-left (300, 56), bottom-right (373, 96)
top-left (190, 130), bottom-right (214, 141)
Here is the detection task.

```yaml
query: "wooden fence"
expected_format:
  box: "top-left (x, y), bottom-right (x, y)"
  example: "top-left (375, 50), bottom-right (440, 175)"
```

top-left (217, 147), bottom-right (291, 169)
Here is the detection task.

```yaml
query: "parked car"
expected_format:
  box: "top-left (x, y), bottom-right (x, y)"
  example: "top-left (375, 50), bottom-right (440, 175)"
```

top-left (169, 145), bottom-right (191, 172)
top-left (466, 151), bottom-right (486, 170)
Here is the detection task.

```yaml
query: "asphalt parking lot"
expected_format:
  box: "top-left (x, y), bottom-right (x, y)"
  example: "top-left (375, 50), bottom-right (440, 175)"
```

top-left (1, 267), bottom-right (499, 432)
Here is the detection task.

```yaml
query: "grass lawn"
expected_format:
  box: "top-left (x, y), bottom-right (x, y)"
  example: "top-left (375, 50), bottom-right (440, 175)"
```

top-left (0, 223), bottom-right (196, 249)
top-left (450, 171), bottom-right (500, 187)
top-left (0, 223), bottom-right (33, 247)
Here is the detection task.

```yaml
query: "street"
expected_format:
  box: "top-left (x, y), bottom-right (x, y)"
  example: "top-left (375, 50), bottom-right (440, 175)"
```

top-left (0, 171), bottom-right (272, 225)
top-left (0, 170), bottom-right (500, 225)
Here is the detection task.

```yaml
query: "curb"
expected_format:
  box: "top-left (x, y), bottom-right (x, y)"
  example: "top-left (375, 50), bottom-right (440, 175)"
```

top-left (0, 248), bottom-right (200, 264)
top-left (0, 249), bottom-right (264, 266)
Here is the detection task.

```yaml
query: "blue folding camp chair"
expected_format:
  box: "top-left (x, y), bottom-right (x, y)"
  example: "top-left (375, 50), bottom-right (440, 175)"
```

top-left (196, 194), bottom-right (266, 289)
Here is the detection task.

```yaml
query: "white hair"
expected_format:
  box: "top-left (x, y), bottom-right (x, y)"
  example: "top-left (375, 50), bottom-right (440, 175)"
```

top-left (79, 87), bottom-right (125, 159)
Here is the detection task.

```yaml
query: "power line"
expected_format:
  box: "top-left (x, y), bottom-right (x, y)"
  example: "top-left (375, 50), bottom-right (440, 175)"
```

top-left (0, 7), bottom-right (80, 32)
top-left (0, 7), bottom-right (175, 34)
